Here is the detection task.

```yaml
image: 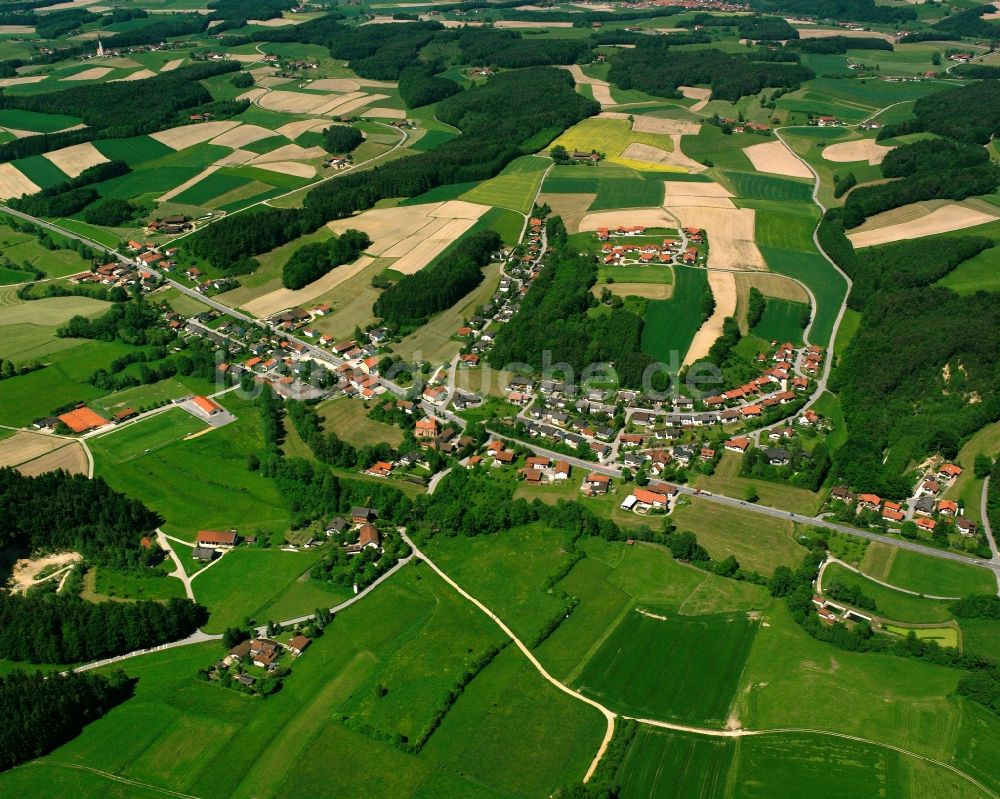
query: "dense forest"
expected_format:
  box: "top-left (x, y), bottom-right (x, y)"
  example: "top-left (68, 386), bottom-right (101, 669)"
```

top-left (454, 28), bottom-right (591, 68)
top-left (931, 4), bottom-right (1000, 39)
top-left (373, 229), bottom-right (500, 330)
top-left (0, 592), bottom-right (207, 663)
top-left (320, 123), bottom-right (362, 155)
top-left (608, 44), bottom-right (813, 103)
top-left (282, 229), bottom-right (370, 290)
top-left (879, 80), bottom-right (1000, 146)
top-left (0, 468), bottom-right (162, 569)
top-left (0, 669), bottom-right (133, 772)
top-left (684, 12), bottom-right (798, 41)
top-left (397, 65), bottom-right (461, 108)
top-left (488, 218), bottom-right (657, 389)
top-left (188, 68), bottom-right (596, 267)
top-left (790, 36), bottom-right (893, 54)
top-left (748, 0), bottom-right (915, 22)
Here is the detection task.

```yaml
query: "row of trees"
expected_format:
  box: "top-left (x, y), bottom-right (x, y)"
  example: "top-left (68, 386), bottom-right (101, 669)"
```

top-left (0, 592), bottom-right (207, 664)
top-left (0, 468), bottom-right (162, 570)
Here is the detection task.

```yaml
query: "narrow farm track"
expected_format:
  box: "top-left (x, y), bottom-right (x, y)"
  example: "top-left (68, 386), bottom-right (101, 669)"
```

top-left (817, 556), bottom-right (962, 601)
top-left (18, 761), bottom-right (202, 799)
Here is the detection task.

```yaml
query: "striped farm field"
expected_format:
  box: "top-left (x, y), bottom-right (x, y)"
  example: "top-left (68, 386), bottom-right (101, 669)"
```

top-left (12, 154), bottom-right (69, 188)
top-left (641, 266), bottom-right (707, 368)
top-left (575, 607), bottom-right (757, 723)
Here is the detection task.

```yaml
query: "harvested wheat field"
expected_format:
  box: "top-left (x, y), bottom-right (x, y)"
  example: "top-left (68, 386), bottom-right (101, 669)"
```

top-left (43, 141), bottom-right (108, 178)
top-left (209, 124), bottom-right (276, 149)
top-left (237, 87), bottom-right (268, 103)
top-left (249, 143), bottom-right (326, 164)
top-left (679, 85), bottom-right (711, 112)
top-left (365, 106), bottom-right (407, 119)
top-left (495, 19), bottom-right (573, 27)
top-left (244, 256), bottom-right (375, 318)
top-left (848, 203), bottom-right (999, 247)
top-left (255, 76), bottom-right (287, 88)
top-left (744, 139), bottom-right (812, 179)
top-left (0, 431), bottom-right (88, 477)
top-left (328, 200), bottom-right (489, 273)
top-left (633, 116), bottom-right (701, 136)
top-left (112, 69), bottom-right (156, 82)
top-left (320, 94), bottom-right (387, 117)
top-left (797, 27), bottom-right (894, 41)
top-left (621, 141), bottom-right (706, 173)
top-left (160, 58), bottom-right (184, 72)
top-left (536, 192), bottom-right (595, 234)
top-left (562, 64), bottom-right (605, 86)
top-left (666, 205), bottom-right (766, 270)
top-left (225, 53), bottom-right (268, 63)
top-left (0, 24), bottom-right (35, 33)
top-left (309, 78), bottom-right (362, 92)
top-left (248, 16), bottom-right (304, 25)
top-left (0, 76), bottom-right (46, 87)
top-left (61, 67), bottom-right (113, 81)
top-left (254, 160), bottom-right (316, 178)
top-left (591, 84), bottom-right (616, 106)
top-left (823, 138), bottom-right (895, 165)
top-left (259, 89), bottom-right (331, 114)
top-left (306, 90), bottom-right (368, 115)
top-left (0, 163), bottom-right (39, 199)
top-left (595, 282), bottom-right (673, 300)
top-left (579, 207), bottom-right (677, 232)
top-left (152, 120), bottom-right (241, 150)
top-left (685, 270), bottom-right (736, 365)
top-left (663, 181), bottom-right (735, 208)
top-left (213, 149), bottom-right (256, 167)
top-left (275, 118), bottom-right (329, 139)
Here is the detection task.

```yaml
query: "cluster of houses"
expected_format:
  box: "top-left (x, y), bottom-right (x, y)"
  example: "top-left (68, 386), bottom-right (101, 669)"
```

top-left (68, 260), bottom-right (160, 293)
top-left (324, 507), bottom-right (386, 556)
top-left (213, 634), bottom-right (312, 691)
top-left (829, 461), bottom-right (979, 537)
top-left (596, 225), bottom-right (704, 267)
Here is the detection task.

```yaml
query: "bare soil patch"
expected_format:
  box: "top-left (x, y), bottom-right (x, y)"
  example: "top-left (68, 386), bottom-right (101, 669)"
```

top-left (594, 282), bottom-right (673, 300)
top-left (0, 76), bottom-right (45, 87)
top-left (275, 118), bottom-right (329, 139)
top-left (743, 139), bottom-right (812, 179)
top-left (17, 444), bottom-right (88, 477)
top-left (684, 270), bottom-right (736, 365)
top-left (308, 78), bottom-right (361, 92)
top-left (160, 58), bottom-right (184, 72)
top-left (622, 140), bottom-right (706, 172)
top-left (536, 192), bottom-right (595, 234)
top-left (43, 141), bottom-right (108, 178)
top-left (10, 552), bottom-right (81, 593)
top-left (209, 123), bottom-right (275, 149)
top-left (112, 68), bottom-right (156, 82)
top-left (823, 139), bottom-right (895, 165)
top-left (365, 106), bottom-right (407, 119)
top-left (664, 205), bottom-right (766, 270)
top-left (847, 202), bottom-right (999, 248)
top-left (151, 120), bottom-right (241, 150)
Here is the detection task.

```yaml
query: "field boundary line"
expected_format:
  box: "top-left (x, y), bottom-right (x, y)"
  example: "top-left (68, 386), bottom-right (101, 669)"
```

top-left (20, 760), bottom-right (203, 798)
top-left (562, 598), bottom-right (635, 686)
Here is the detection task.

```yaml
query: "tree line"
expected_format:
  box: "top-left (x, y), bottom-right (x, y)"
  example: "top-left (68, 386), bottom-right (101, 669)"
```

top-left (878, 79), bottom-right (1000, 146)
top-left (748, 0), bottom-right (915, 23)
top-left (282, 229), bottom-right (370, 290)
top-left (9, 160), bottom-right (129, 218)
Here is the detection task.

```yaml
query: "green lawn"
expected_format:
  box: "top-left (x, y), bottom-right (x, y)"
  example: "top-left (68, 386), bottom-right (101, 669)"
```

top-left (89, 408), bottom-right (206, 464)
top-left (822, 563), bottom-right (953, 623)
top-left (576, 606), bottom-right (757, 724)
top-left (12, 154), bottom-right (70, 189)
top-left (751, 298), bottom-right (809, 345)
top-left (316, 397), bottom-right (404, 448)
top-left (721, 170), bottom-right (813, 203)
top-left (883, 549), bottom-right (996, 599)
top-left (459, 155), bottom-right (549, 213)
top-left (670, 496), bottom-right (807, 576)
top-left (0, 108), bottom-right (81, 132)
top-left (759, 246), bottom-right (848, 347)
top-left (640, 266), bottom-right (707, 368)
top-left (691, 451), bottom-right (825, 516)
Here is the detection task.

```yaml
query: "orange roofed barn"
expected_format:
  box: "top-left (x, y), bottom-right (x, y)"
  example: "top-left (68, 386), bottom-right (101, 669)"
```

top-left (58, 406), bottom-right (108, 433)
top-left (193, 395), bottom-right (222, 415)
top-left (196, 530), bottom-right (238, 548)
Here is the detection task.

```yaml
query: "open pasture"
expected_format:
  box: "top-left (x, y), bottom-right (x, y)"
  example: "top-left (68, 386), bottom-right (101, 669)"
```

top-left (751, 297), bottom-right (809, 345)
top-left (459, 155), bottom-right (548, 213)
top-left (640, 266), bottom-right (707, 367)
top-left (576, 606), bottom-right (757, 723)
top-left (821, 563), bottom-right (952, 624)
top-left (316, 397), bottom-right (404, 448)
top-left (89, 408), bottom-right (207, 465)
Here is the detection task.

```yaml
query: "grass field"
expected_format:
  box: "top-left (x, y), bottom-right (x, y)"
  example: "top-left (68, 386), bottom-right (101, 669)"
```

top-left (93, 134), bottom-right (181, 165)
top-left (172, 171), bottom-right (252, 207)
top-left (942, 420), bottom-right (1000, 524)
top-left (617, 728), bottom-right (734, 799)
top-left (691, 451), bottom-right (824, 516)
top-left (315, 397), bottom-right (404, 448)
top-left (759, 246), bottom-right (848, 347)
top-left (93, 397), bottom-right (291, 537)
top-left (547, 117), bottom-right (683, 172)
top-left (0, 108), bottom-right (81, 132)
top-left (89, 409), bottom-right (206, 464)
top-left (822, 563), bottom-right (953, 623)
top-left (640, 266), bottom-right (707, 368)
top-left (0, 294), bottom-right (109, 362)
top-left (681, 125), bottom-right (754, 172)
top-left (12, 154), bottom-right (69, 188)
top-left (589, 177), bottom-right (665, 210)
top-left (87, 564), bottom-right (187, 602)
top-left (90, 375), bottom-right (216, 417)
top-left (879, 548), bottom-right (996, 598)
top-left (576, 606), bottom-right (756, 724)
top-left (721, 170), bottom-right (813, 203)
top-left (459, 155), bottom-right (548, 213)
top-left (670, 496), bottom-right (806, 575)
top-left (1, 563), bottom-right (605, 799)
top-left (751, 298), bottom-right (809, 345)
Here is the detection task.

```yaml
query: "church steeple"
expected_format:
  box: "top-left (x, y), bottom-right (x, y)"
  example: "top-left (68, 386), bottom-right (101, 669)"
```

top-left (96, 35), bottom-right (104, 58)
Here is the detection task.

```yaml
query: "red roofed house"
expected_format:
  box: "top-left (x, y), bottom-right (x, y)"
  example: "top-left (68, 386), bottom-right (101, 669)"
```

top-left (916, 517), bottom-right (936, 532)
top-left (938, 499), bottom-right (958, 516)
top-left (633, 488), bottom-right (669, 508)
top-left (58, 406), bottom-right (108, 434)
top-left (192, 395), bottom-right (222, 416)
top-left (584, 473), bottom-right (610, 494)
top-left (724, 437), bottom-right (750, 453)
top-left (858, 493), bottom-right (881, 510)
top-left (289, 635), bottom-right (311, 656)
top-left (415, 417), bottom-right (438, 439)
top-left (347, 523), bottom-right (381, 553)
top-left (197, 530), bottom-right (238, 548)
top-left (938, 463), bottom-right (963, 480)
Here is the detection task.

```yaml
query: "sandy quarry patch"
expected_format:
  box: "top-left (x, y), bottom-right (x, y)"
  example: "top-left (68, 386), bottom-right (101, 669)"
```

top-left (591, 84), bottom-right (616, 106)
top-left (0, 76), bottom-right (45, 87)
top-left (665, 205), bottom-right (766, 270)
top-left (248, 143), bottom-right (326, 164)
top-left (259, 89), bottom-right (330, 114)
top-left (327, 201), bottom-right (490, 274)
top-left (61, 67), bottom-right (112, 81)
top-left (254, 160), bottom-right (316, 179)
top-left (43, 141), bottom-right (108, 178)
top-left (237, 87), bottom-right (268, 103)
top-left (684, 270), bottom-right (737, 366)
top-left (245, 255), bottom-right (375, 318)
top-left (847, 203), bottom-right (999, 248)
top-left (158, 165), bottom-right (221, 202)
top-left (308, 78), bottom-right (361, 92)
top-left (743, 139), bottom-right (812, 179)
top-left (0, 163), bottom-right (39, 199)
top-left (0, 431), bottom-right (88, 477)
top-left (10, 551), bottom-right (82, 593)
top-left (536, 192), bottom-right (595, 234)
top-left (111, 68), bottom-right (156, 82)
top-left (209, 124), bottom-right (275, 149)
top-left (823, 138), bottom-right (895, 165)
top-left (256, 76), bottom-right (288, 88)
top-left (797, 27), bottom-right (895, 41)
top-left (275, 118), bottom-right (329, 139)
top-left (622, 140), bottom-right (707, 173)
top-left (151, 120), bottom-right (241, 150)
top-left (365, 106), bottom-right (407, 119)
top-left (580, 208), bottom-right (677, 232)
top-left (160, 58), bottom-right (184, 72)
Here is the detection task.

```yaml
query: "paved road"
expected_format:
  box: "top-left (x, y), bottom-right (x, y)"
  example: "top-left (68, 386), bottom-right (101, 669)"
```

top-left (981, 477), bottom-right (1000, 595)
top-left (72, 628), bottom-right (222, 673)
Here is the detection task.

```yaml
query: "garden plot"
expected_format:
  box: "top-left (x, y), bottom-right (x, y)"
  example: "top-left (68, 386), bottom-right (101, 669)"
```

top-left (823, 139), bottom-right (895, 165)
top-left (664, 205), bottom-right (766, 270)
top-left (42, 141), bottom-right (108, 178)
top-left (743, 139), bottom-right (812, 179)
top-left (684, 270), bottom-right (736, 365)
top-left (243, 255), bottom-right (374, 318)
top-left (328, 200), bottom-right (490, 275)
top-left (847, 202), bottom-right (1000, 248)
top-left (151, 120), bottom-right (241, 150)
top-left (663, 181), bottom-right (735, 208)
top-left (60, 67), bottom-right (112, 81)
top-left (0, 163), bottom-right (39, 199)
